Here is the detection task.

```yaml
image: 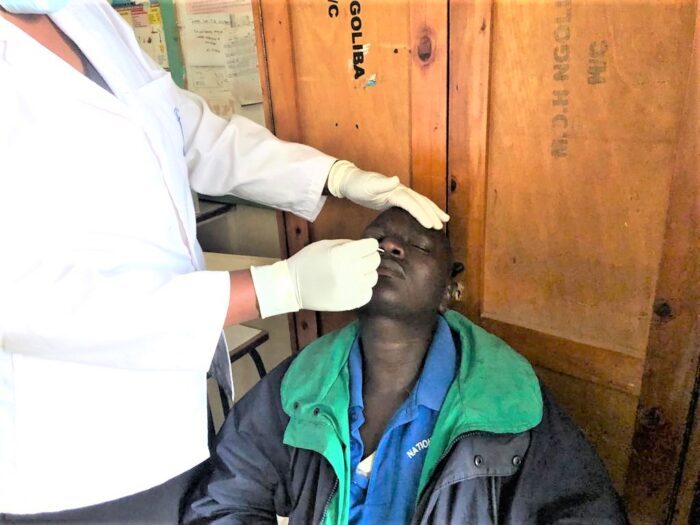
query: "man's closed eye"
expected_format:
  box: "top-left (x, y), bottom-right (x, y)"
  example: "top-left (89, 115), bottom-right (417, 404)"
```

top-left (412, 244), bottom-right (431, 253)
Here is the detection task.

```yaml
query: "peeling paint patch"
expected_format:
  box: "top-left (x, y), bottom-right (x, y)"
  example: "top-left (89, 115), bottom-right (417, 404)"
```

top-left (364, 73), bottom-right (377, 88)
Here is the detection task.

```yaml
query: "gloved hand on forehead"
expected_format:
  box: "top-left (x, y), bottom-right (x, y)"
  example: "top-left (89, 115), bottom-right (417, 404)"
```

top-left (326, 160), bottom-right (450, 230)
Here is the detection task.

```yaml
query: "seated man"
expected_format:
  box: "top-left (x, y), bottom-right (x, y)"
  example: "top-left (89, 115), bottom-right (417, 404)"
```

top-left (184, 207), bottom-right (627, 525)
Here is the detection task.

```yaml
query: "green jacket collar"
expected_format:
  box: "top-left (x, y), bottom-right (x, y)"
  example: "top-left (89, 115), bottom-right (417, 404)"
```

top-left (280, 310), bottom-right (543, 524)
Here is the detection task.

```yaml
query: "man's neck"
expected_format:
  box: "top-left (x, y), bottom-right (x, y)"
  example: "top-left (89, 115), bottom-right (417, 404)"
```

top-left (358, 313), bottom-right (437, 395)
top-left (354, 312), bottom-right (438, 454)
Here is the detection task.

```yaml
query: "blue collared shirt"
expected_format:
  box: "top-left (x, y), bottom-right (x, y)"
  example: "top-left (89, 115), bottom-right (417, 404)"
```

top-left (348, 316), bottom-right (458, 525)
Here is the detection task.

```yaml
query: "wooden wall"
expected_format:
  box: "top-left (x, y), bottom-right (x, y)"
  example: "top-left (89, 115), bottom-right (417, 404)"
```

top-left (253, 1), bottom-right (699, 522)
top-left (253, 0), bottom-right (449, 345)
top-left (451, 0), bottom-right (696, 501)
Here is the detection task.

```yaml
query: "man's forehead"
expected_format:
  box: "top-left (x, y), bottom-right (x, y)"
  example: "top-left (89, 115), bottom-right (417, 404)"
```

top-left (366, 208), bottom-right (446, 238)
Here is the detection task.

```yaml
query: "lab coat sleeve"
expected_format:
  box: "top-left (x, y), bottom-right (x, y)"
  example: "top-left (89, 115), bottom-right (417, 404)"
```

top-left (111, 9), bottom-right (334, 221)
top-left (173, 86), bottom-right (336, 222)
top-left (1, 252), bottom-right (230, 371)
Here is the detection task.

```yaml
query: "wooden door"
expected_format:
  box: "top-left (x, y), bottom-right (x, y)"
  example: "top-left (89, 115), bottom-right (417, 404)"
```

top-left (253, 0), bottom-right (449, 349)
top-left (626, 4), bottom-right (699, 522)
top-left (448, 0), bottom-right (699, 522)
top-left (254, 0), bottom-right (699, 522)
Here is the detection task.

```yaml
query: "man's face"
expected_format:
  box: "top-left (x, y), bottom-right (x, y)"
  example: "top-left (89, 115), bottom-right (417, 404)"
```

top-left (360, 207), bottom-right (452, 319)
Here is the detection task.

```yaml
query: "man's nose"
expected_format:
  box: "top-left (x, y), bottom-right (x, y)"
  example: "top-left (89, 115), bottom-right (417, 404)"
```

top-left (380, 237), bottom-right (405, 258)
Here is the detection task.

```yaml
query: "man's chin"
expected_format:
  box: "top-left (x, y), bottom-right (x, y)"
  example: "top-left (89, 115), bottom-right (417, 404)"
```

top-left (358, 293), bottom-right (409, 319)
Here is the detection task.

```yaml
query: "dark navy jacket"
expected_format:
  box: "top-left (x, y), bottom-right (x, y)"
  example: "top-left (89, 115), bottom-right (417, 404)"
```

top-left (184, 357), bottom-right (627, 524)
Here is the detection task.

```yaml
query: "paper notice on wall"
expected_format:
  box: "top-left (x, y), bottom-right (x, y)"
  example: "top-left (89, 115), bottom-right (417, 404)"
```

top-left (176, 0), bottom-right (263, 118)
top-left (116, 3), bottom-right (170, 70)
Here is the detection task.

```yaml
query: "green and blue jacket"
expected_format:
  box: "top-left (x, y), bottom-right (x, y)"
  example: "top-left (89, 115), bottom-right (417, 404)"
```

top-left (185, 311), bottom-right (627, 524)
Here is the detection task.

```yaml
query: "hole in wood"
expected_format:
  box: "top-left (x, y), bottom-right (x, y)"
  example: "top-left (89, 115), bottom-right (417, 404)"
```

top-left (640, 406), bottom-right (663, 428)
top-left (653, 299), bottom-right (674, 321)
top-left (417, 34), bottom-right (432, 62)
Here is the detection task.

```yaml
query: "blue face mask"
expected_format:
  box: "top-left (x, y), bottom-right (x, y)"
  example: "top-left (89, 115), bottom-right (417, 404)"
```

top-left (0, 0), bottom-right (71, 14)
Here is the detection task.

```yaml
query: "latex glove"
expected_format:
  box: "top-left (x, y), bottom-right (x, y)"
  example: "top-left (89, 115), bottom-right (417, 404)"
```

top-left (326, 160), bottom-right (449, 229)
top-left (250, 238), bottom-right (380, 318)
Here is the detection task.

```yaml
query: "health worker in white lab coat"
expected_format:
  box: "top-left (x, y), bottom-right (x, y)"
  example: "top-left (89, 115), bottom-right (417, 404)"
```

top-left (0, 0), bottom-right (449, 522)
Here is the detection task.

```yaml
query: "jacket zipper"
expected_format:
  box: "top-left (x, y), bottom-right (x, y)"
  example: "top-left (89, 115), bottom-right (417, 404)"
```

top-left (319, 478), bottom-right (339, 525)
top-left (412, 430), bottom-right (490, 525)
top-left (490, 476), bottom-right (500, 525)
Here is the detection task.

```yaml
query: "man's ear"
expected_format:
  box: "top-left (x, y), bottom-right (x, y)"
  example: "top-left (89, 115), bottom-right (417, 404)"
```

top-left (440, 262), bottom-right (465, 313)
top-left (438, 281), bottom-right (457, 314)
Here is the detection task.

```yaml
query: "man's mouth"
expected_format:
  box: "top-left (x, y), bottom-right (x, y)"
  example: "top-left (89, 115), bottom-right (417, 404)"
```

top-left (377, 258), bottom-right (406, 279)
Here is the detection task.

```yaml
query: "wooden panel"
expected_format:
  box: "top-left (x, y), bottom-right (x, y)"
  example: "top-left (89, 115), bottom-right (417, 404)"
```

top-left (296, 0), bottom-right (448, 239)
top-left (257, 1), bottom-right (448, 336)
top-left (482, 318), bottom-right (644, 396)
top-left (447, 0), bottom-right (493, 320)
top-left (410, 0), bottom-right (448, 209)
top-left (252, 0), bottom-right (273, 131)
top-left (446, 3), bottom-right (699, 520)
top-left (254, 0), bottom-right (319, 350)
top-left (483, 1), bottom-right (696, 357)
top-left (624, 3), bottom-right (700, 521)
top-left (673, 382), bottom-right (700, 525)
top-left (256, 0), bottom-right (300, 142)
top-left (294, 0), bottom-right (412, 246)
top-left (291, 0), bottom-right (412, 336)
top-left (281, 211), bottom-right (320, 350)
top-left (536, 366), bottom-right (638, 492)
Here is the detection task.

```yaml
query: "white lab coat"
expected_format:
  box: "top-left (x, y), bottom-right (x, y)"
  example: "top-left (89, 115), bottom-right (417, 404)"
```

top-left (0, 0), bottom-right (334, 514)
